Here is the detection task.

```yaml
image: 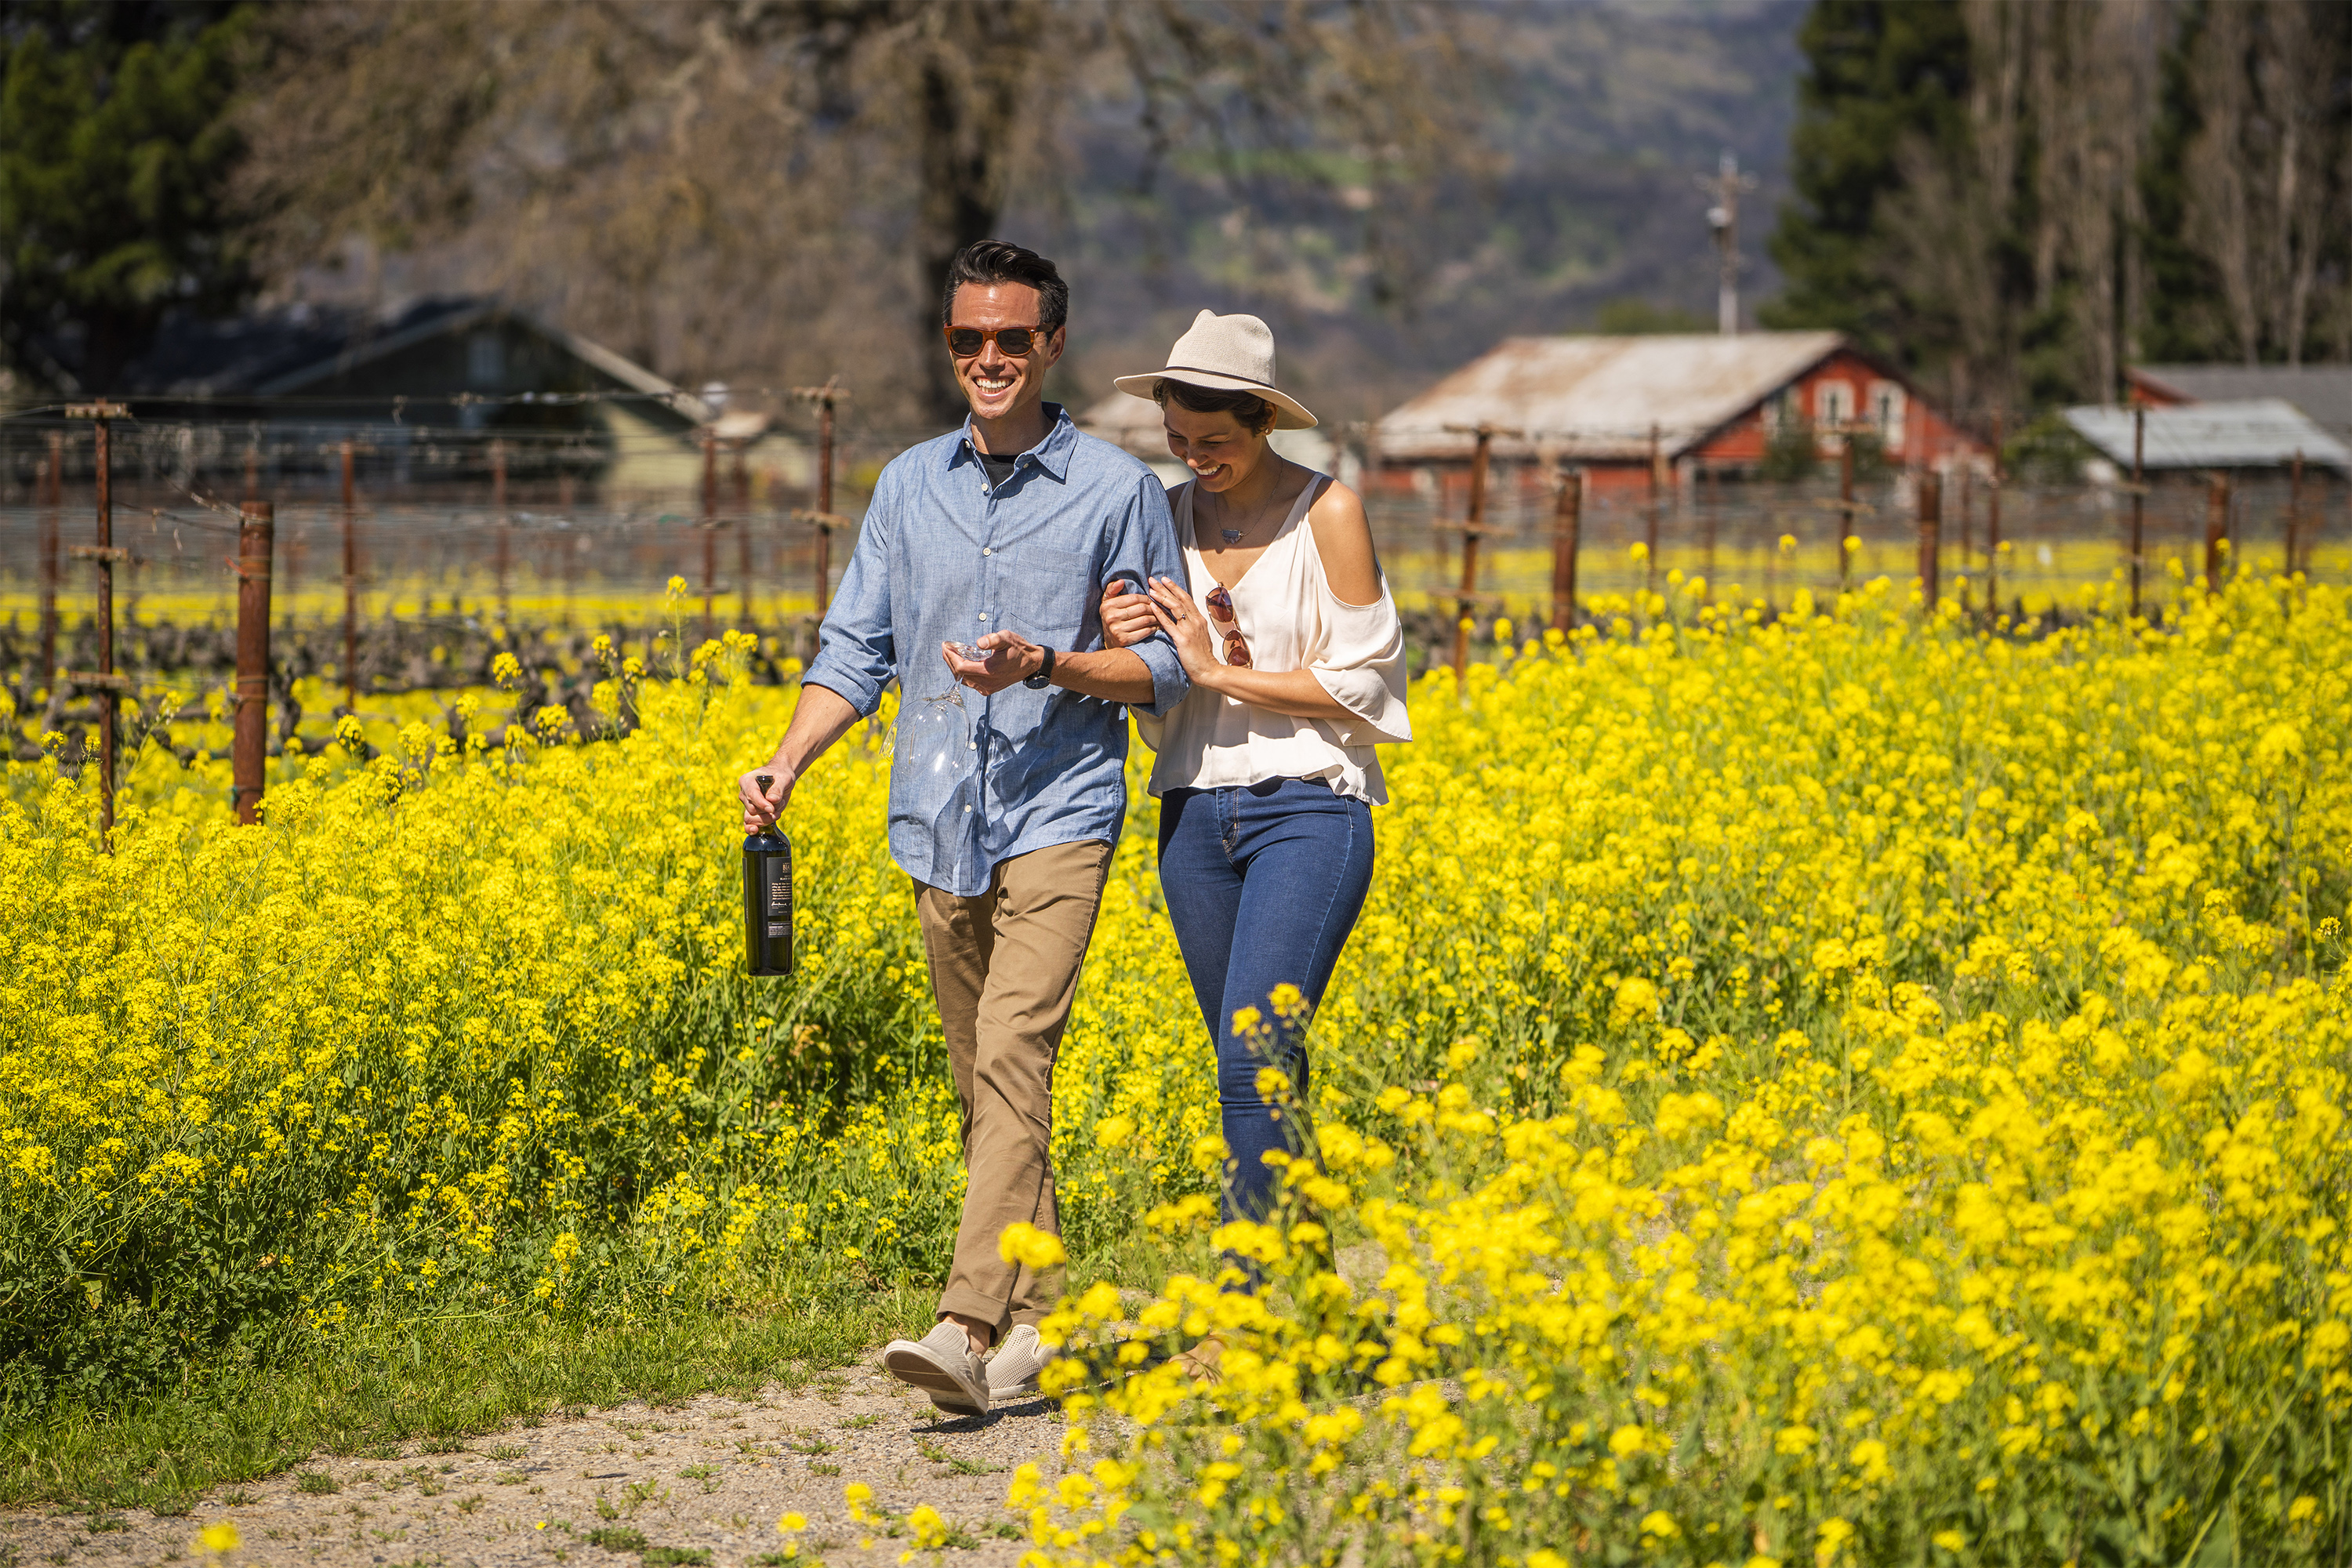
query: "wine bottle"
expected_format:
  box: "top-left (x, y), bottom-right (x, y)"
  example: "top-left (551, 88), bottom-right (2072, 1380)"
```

top-left (743, 773), bottom-right (793, 977)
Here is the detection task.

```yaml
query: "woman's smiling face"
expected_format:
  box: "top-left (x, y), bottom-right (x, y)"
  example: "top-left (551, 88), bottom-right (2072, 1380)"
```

top-left (1163, 401), bottom-right (1271, 494)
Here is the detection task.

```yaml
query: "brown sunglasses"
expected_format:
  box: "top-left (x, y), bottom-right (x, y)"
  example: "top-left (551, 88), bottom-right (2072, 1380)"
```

top-left (944, 325), bottom-right (1051, 358)
top-left (1206, 585), bottom-right (1251, 667)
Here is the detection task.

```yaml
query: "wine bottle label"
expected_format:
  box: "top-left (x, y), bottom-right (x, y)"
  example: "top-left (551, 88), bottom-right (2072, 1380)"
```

top-left (764, 864), bottom-right (792, 938)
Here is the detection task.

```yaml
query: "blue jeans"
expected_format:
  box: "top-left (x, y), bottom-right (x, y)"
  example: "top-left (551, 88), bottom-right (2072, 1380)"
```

top-left (1156, 778), bottom-right (1375, 1236)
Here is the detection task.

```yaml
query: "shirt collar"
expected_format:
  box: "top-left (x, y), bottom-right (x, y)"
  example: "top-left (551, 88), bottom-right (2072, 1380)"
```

top-left (950, 401), bottom-right (1076, 482)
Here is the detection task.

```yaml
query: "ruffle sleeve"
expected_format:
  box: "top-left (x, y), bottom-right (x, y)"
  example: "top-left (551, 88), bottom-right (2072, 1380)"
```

top-left (1308, 581), bottom-right (1412, 747)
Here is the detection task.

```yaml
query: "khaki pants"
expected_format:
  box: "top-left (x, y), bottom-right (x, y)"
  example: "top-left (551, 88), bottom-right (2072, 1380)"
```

top-left (913, 837), bottom-right (1112, 1340)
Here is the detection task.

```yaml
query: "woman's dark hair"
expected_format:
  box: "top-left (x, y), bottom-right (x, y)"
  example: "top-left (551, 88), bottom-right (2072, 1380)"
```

top-left (942, 240), bottom-right (1069, 332)
top-left (1154, 377), bottom-right (1276, 435)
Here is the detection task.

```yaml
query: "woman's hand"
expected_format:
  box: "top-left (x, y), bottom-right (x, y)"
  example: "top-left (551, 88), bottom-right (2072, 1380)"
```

top-left (1099, 579), bottom-right (1158, 649)
top-left (1146, 575), bottom-right (1227, 683)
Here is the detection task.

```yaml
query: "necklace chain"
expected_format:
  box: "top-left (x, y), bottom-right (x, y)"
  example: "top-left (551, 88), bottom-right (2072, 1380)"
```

top-left (1208, 465), bottom-right (1290, 547)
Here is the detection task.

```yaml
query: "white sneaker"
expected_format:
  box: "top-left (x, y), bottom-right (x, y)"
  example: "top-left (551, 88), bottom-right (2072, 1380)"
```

top-left (987, 1323), bottom-right (1055, 1397)
top-left (881, 1319), bottom-right (991, 1416)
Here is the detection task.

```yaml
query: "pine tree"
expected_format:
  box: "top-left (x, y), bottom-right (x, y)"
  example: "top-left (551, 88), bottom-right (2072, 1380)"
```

top-left (0, 2), bottom-right (256, 394)
top-left (1760, 0), bottom-right (1970, 356)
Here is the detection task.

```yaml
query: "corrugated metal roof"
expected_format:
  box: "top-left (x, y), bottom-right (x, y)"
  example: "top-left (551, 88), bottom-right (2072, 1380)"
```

top-left (1373, 331), bottom-right (1846, 463)
top-left (2063, 399), bottom-right (2350, 471)
top-left (2129, 364), bottom-right (2352, 437)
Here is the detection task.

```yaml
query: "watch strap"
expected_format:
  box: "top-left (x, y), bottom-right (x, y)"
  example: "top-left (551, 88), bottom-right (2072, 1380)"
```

top-left (1025, 644), bottom-right (1056, 689)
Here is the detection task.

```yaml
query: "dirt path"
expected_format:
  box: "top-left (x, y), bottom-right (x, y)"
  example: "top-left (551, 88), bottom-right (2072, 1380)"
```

top-left (0, 1359), bottom-right (1071, 1568)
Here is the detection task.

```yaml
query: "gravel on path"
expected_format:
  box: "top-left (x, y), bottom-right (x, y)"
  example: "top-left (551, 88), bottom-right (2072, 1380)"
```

top-left (0, 1359), bottom-right (1076, 1568)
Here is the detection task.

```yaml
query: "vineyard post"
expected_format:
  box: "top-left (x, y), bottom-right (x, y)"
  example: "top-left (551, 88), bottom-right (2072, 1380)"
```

top-left (1987, 408), bottom-right (2003, 618)
top-left (1456, 426), bottom-right (1492, 672)
top-left (700, 426), bottom-right (718, 640)
top-left (1645, 422), bottom-right (1662, 597)
top-left (558, 466), bottom-right (579, 626)
top-left (39, 430), bottom-right (62, 685)
top-left (792, 379), bottom-right (851, 659)
top-left (1439, 422), bottom-right (1519, 672)
top-left (2287, 451), bottom-right (2303, 579)
top-left (1916, 467), bottom-right (1942, 610)
top-left (1956, 464), bottom-right (1973, 609)
top-left (2129, 406), bottom-right (2146, 619)
top-left (492, 438), bottom-right (511, 626)
top-left (64, 404), bottom-right (130, 844)
top-left (734, 434), bottom-right (753, 630)
top-left (233, 501), bottom-right (274, 826)
top-left (1838, 434), bottom-right (1855, 593)
top-left (340, 438), bottom-right (358, 713)
top-left (1702, 464), bottom-right (1719, 593)
top-left (1550, 465), bottom-right (1582, 634)
top-left (2204, 471), bottom-right (2229, 593)
top-left (243, 434), bottom-right (260, 507)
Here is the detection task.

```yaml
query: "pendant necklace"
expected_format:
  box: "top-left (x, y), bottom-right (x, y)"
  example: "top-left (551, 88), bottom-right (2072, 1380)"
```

top-left (1214, 469), bottom-right (1284, 547)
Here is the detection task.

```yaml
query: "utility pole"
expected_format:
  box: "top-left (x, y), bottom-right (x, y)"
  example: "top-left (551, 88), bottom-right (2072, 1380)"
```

top-left (1700, 151), bottom-right (1759, 336)
top-left (1646, 423), bottom-right (1664, 597)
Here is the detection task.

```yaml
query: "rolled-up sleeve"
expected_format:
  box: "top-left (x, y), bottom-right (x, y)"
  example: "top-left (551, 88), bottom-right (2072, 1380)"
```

top-left (802, 474), bottom-right (897, 716)
top-left (1105, 474), bottom-right (1191, 717)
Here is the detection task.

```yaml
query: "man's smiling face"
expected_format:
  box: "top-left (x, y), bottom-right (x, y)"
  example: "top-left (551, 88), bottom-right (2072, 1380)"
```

top-left (948, 281), bottom-right (1064, 430)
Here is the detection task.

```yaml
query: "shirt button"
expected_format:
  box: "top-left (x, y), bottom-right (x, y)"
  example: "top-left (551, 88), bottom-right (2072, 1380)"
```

top-left (967, 741), bottom-right (977, 750)
top-left (978, 612), bottom-right (989, 620)
top-left (983, 547), bottom-right (993, 556)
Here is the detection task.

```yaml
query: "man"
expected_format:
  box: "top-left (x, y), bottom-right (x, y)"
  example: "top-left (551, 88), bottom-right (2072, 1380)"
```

top-left (735, 240), bottom-right (1188, 1415)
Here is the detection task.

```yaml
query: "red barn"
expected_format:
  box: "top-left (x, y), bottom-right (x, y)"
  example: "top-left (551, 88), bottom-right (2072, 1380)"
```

top-left (1371, 332), bottom-right (1985, 494)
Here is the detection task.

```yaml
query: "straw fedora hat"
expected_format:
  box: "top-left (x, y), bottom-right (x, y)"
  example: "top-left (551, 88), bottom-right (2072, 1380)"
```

top-left (1112, 309), bottom-right (1317, 430)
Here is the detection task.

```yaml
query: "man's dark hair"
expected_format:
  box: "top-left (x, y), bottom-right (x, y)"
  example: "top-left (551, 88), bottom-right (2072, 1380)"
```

top-left (942, 240), bottom-right (1069, 334)
top-left (1155, 378), bottom-right (1276, 434)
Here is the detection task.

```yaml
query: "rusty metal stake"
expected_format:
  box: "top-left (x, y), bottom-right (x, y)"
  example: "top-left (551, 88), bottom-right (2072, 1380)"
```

top-left (1916, 469), bottom-right (1942, 610)
top-left (341, 439), bottom-right (360, 713)
top-left (1551, 466), bottom-right (1582, 634)
top-left (234, 501), bottom-right (274, 825)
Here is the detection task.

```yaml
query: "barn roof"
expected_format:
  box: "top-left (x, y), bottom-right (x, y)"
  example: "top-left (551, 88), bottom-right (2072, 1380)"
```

top-left (1373, 331), bottom-right (1849, 463)
top-left (2128, 364), bottom-right (2352, 443)
top-left (2064, 399), bottom-right (2350, 473)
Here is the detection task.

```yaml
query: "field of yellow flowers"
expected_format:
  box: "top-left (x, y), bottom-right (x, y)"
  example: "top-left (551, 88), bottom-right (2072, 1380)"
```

top-left (5, 571), bottom-right (2350, 1562)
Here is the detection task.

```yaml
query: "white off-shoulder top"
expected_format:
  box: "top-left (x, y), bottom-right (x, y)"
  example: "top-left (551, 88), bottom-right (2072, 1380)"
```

top-left (1135, 472), bottom-right (1413, 802)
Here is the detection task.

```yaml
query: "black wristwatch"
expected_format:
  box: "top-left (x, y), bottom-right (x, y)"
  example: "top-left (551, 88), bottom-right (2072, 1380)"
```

top-left (1022, 645), bottom-right (1057, 690)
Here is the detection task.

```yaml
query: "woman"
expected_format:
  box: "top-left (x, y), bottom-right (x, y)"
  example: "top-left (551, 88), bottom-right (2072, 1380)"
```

top-left (1101, 310), bottom-right (1411, 1300)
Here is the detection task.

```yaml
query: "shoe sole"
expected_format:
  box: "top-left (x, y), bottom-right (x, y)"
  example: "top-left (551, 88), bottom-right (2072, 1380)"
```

top-left (882, 1345), bottom-right (987, 1414)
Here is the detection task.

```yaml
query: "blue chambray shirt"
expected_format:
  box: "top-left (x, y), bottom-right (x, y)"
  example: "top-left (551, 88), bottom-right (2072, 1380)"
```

top-left (804, 403), bottom-right (1189, 896)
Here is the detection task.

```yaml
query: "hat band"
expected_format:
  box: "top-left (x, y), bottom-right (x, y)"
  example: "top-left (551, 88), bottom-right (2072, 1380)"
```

top-left (1158, 364), bottom-right (1281, 393)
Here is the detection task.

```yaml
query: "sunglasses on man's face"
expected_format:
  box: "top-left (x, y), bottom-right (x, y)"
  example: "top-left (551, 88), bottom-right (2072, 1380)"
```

top-left (945, 325), bottom-right (1048, 358)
